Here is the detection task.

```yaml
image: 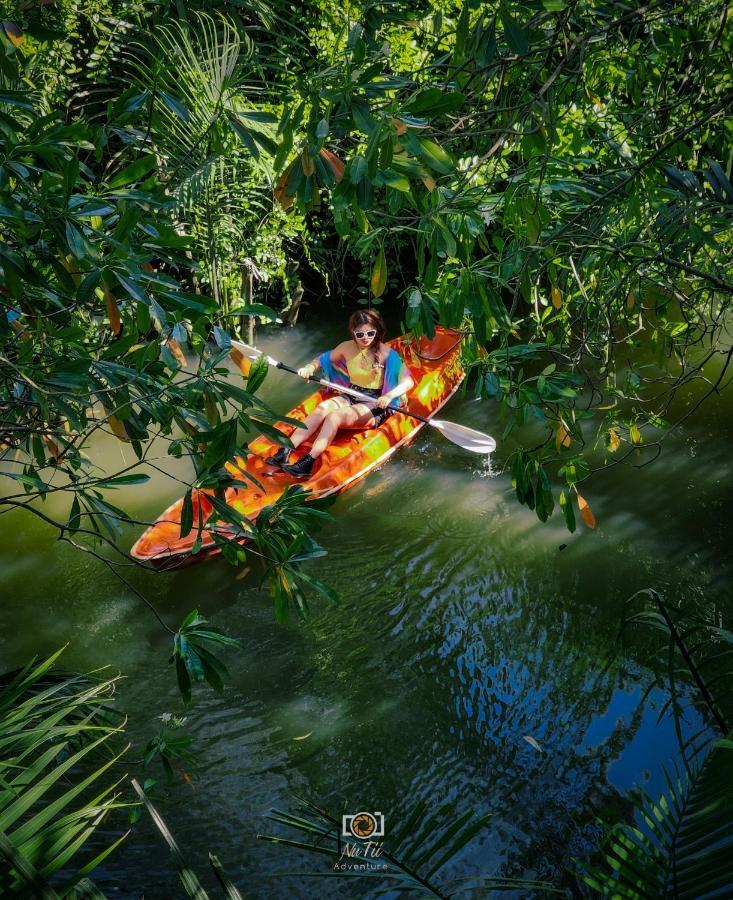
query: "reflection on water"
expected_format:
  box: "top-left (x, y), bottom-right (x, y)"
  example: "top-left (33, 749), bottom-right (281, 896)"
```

top-left (0, 319), bottom-right (731, 897)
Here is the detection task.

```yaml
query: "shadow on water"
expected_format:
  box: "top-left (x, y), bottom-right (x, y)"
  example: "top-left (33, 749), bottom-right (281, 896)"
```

top-left (0, 319), bottom-right (731, 897)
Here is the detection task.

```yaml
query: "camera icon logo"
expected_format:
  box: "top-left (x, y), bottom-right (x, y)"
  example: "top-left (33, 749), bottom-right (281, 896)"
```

top-left (341, 811), bottom-right (385, 839)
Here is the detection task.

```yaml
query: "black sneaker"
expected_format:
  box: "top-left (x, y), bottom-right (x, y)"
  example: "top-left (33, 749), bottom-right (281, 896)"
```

top-left (282, 453), bottom-right (315, 478)
top-left (265, 447), bottom-right (291, 467)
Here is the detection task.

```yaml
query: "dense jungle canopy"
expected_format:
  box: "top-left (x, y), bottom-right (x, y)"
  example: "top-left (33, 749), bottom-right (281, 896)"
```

top-left (1, 0), bottom-right (731, 567)
top-left (1, 0), bottom-right (732, 569)
top-left (0, 0), bottom-right (732, 895)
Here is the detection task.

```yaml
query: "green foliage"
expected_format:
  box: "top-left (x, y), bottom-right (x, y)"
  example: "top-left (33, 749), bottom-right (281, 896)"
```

top-left (171, 610), bottom-right (242, 704)
top-left (123, 8), bottom-right (306, 320)
top-left (579, 588), bottom-right (733, 896)
top-left (143, 714), bottom-right (195, 784)
top-left (621, 589), bottom-right (733, 742)
top-left (270, 0), bottom-right (733, 531)
top-left (0, 650), bottom-right (130, 897)
top-left (0, 15), bottom-right (339, 665)
top-left (580, 738), bottom-right (733, 898)
top-left (131, 776), bottom-right (244, 900)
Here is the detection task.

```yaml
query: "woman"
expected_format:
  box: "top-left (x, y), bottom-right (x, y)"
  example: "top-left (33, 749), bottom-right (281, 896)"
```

top-left (266, 310), bottom-right (414, 478)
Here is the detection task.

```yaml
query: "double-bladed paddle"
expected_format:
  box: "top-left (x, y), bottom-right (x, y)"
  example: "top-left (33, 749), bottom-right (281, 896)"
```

top-left (230, 340), bottom-right (496, 455)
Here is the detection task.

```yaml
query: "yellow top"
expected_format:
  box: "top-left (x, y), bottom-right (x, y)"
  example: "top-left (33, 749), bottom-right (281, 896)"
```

top-left (346, 348), bottom-right (383, 389)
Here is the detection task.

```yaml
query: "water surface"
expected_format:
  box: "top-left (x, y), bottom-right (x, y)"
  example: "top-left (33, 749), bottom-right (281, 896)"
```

top-left (1, 319), bottom-right (731, 897)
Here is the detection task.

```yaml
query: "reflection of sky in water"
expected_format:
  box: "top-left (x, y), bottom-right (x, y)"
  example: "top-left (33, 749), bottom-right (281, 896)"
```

top-left (0, 321), bottom-right (730, 897)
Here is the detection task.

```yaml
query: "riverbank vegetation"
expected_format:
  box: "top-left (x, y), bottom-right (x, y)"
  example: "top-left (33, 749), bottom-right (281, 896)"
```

top-left (1, 0), bottom-right (732, 894)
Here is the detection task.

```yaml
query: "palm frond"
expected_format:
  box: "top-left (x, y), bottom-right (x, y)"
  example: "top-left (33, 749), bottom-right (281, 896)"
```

top-left (131, 778), bottom-right (245, 900)
top-left (621, 589), bottom-right (732, 737)
top-left (0, 652), bottom-right (130, 898)
top-left (257, 793), bottom-right (562, 896)
top-left (125, 10), bottom-right (264, 184)
top-left (579, 738), bottom-right (733, 898)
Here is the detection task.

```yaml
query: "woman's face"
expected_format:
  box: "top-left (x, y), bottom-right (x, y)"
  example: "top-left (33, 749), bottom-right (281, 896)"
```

top-left (351, 325), bottom-right (378, 349)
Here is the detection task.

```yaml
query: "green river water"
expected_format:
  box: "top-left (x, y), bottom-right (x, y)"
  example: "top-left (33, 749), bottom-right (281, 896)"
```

top-left (1, 318), bottom-right (731, 897)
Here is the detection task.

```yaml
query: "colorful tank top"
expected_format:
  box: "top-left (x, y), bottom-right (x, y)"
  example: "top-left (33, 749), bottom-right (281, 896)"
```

top-left (346, 348), bottom-right (384, 389)
top-left (318, 345), bottom-right (413, 407)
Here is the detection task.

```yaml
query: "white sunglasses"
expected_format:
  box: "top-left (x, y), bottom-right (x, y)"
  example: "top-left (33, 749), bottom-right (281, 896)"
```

top-left (354, 329), bottom-right (377, 339)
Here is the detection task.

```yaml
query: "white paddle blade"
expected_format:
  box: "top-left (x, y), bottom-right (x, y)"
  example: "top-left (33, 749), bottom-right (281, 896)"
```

top-left (431, 419), bottom-right (496, 454)
top-left (230, 340), bottom-right (278, 366)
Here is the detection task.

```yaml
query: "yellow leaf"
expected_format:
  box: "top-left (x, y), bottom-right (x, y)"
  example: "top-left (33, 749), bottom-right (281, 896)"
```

top-left (1, 21), bottom-right (23, 48)
top-left (10, 318), bottom-right (31, 341)
top-left (273, 161), bottom-right (296, 210)
top-left (371, 247), bottom-right (387, 298)
top-left (177, 767), bottom-right (195, 788)
top-left (43, 435), bottom-right (60, 461)
top-left (626, 290), bottom-right (636, 310)
top-left (167, 338), bottom-right (187, 367)
top-left (108, 415), bottom-right (129, 443)
top-left (555, 423), bottom-right (571, 451)
top-left (421, 173), bottom-right (437, 192)
top-left (319, 147), bottom-right (344, 182)
top-left (230, 346), bottom-right (252, 376)
top-left (608, 428), bottom-right (620, 452)
top-left (551, 286), bottom-right (562, 309)
top-left (301, 148), bottom-right (315, 176)
top-left (63, 255), bottom-right (81, 286)
top-left (577, 494), bottom-right (596, 529)
top-left (278, 568), bottom-right (292, 596)
top-left (630, 423), bottom-right (642, 445)
top-left (104, 288), bottom-right (122, 336)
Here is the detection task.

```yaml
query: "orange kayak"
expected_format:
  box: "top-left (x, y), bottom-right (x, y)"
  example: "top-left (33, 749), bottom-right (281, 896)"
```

top-left (131, 326), bottom-right (465, 569)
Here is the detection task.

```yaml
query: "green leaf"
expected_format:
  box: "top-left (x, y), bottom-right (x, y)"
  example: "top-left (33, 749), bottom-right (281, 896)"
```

top-left (94, 473), bottom-right (150, 488)
top-left (76, 269), bottom-right (101, 303)
top-left (403, 89), bottom-right (465, 118)
top-left (115, 273), bottom-right (149, 305)
top-left (349, 156), bottom-right (368, 185)
top-left (246, 354), bottom-right (269, 394)
top-left (416, 138), bottom-right (454, 175)
top-left (238, 109), bottom-right (277, 124)
top-left (159, 90), bottom-right (189, 121)
top-left (559, 490), bottom-right (576, 533)
top-left (228, 303), bottom-right (278, 321)
top-left (500, 12), bottom-right (529, 54)
top-left (65, 221), bottom-right (88, 260)
top-left (371, 247), bottom-right (387, 298)
top-left (377, 170), bottom-right (411, 192)
top-left (180, 490), bottom-right (194, 539)
top-left (106, 156), bottom-right (157, 190)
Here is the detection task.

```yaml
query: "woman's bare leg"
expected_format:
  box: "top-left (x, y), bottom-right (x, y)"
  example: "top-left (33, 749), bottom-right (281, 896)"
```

top-left (290, 398), bottom-right (347, 449)
top-left (309, 405), bottom-right (373, 457)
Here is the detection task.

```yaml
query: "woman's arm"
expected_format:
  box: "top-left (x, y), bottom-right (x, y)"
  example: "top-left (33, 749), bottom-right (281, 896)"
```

top-left (298, 341), bottom-right (352, 378)
top-left (375, 374), bottom-right (415, 408)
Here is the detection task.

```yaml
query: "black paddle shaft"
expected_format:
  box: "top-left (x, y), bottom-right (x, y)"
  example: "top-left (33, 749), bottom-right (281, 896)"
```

top-left (274, 361), bottom-right (431, 426)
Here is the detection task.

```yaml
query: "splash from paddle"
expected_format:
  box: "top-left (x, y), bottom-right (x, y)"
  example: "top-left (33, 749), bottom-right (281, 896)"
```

top-left (230, 340), bottom-right (496, 455)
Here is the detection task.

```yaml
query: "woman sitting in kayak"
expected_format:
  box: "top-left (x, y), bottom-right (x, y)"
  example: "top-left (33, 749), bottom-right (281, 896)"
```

top-left (266, 310), bottom-right (414, 478)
